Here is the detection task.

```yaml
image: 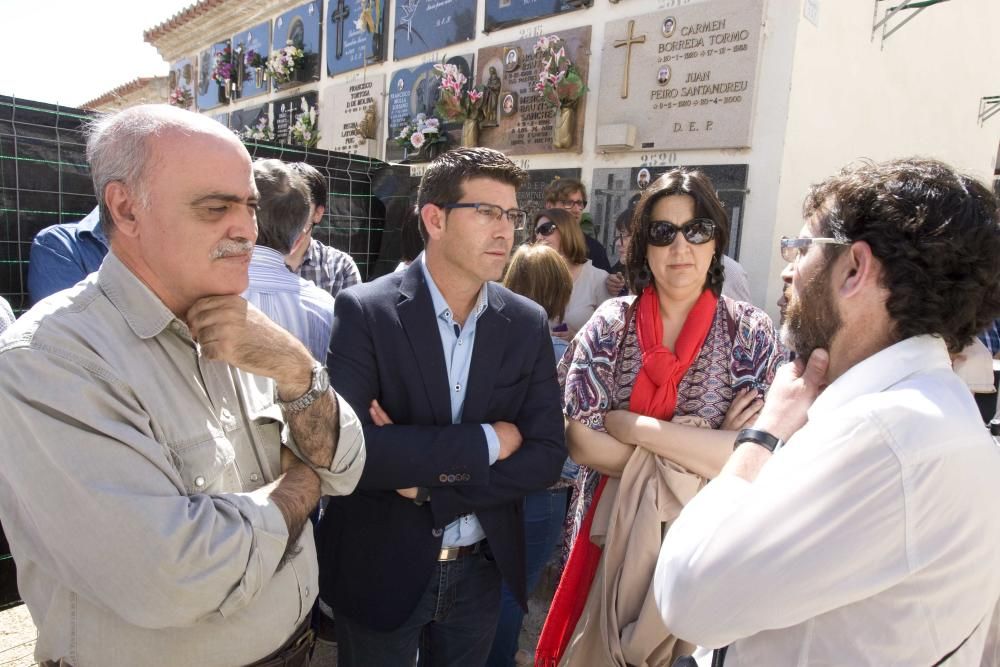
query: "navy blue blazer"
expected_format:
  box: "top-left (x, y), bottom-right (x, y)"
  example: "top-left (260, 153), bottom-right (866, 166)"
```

top-left (316, 261), bottom-right (566, 632)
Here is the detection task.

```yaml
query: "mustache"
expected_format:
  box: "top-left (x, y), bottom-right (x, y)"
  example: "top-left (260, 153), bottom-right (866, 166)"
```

top-left (211, 240), bottom-right (254, 259)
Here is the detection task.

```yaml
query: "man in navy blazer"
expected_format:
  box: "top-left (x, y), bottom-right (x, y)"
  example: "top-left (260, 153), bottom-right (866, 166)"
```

top-left (316, 147), bottom-right (566, 666)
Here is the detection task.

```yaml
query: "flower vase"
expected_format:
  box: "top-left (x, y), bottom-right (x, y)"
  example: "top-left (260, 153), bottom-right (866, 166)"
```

top-left (217, 84), bottom-right (228, 105)
top-left (461, 118), bottom-right (480, 148)
top-left (553, 106), bottom-right (575, 149)
top-left (423, 142), bottom-right (444, 162)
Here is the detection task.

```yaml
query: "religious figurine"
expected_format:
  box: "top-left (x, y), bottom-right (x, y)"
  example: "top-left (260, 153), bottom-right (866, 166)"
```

top-left (481, 66), bottom-right (502, 127)
top-left (357, 101), bottom-right (378, 141)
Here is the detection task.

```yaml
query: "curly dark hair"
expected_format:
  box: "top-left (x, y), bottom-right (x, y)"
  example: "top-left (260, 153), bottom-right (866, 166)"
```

top-left (416, 147), bottom-right (527, 241)
top-left (804, 157), bottom-right (1000, 353)
top-left (623, 168), bottom-right (730, 296)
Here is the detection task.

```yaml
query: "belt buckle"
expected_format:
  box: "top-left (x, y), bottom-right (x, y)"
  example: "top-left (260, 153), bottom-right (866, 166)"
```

top-left (438, 546), bottom-right (460, 561)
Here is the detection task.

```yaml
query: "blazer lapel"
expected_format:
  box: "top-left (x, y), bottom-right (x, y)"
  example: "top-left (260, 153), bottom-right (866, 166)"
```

top-left (397, 263), bottom-right (453, 426)
top-left (463, 284), bottom-right (511, 423)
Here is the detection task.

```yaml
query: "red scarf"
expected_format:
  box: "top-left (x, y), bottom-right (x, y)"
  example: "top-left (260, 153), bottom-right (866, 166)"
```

top-left (535, 286), bottom-right (718, 666)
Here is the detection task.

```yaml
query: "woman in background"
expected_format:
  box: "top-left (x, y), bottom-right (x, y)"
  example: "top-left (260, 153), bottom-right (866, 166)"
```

top-left (537, 168), bottom-right (783, 665)
top-left (533, 208), bottom-right (610, 339)
top-left (487, 244), bottom-right (576, 667)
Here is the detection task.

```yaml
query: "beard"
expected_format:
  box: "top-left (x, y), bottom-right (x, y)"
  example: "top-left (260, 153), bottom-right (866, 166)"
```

top-left (781, 260), bottom-right (842, 362)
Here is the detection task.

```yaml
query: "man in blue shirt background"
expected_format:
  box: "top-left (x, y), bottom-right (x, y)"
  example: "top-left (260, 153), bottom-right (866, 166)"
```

top-left (27, 207), bottom-right (107, 305)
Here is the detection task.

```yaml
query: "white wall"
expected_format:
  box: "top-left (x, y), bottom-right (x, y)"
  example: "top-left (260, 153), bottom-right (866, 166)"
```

top-left (765, 0), bottom-right (1000, 319)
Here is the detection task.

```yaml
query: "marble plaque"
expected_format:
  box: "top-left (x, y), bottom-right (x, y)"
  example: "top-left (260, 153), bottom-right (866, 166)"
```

top-left (273, 1), bottom-right (323, 92)
top-left (385, 55), bottom-right (473, 161)
top-left (328, 0), bottom-right (387, 76)
top-left (590, 164), bottom-right (748, 259)
top-left (197, 41), bottom-right (231, 111)
top-left (168, 58), bottom-right (196, 110)
top-left (520, 168), bottom-right (581, 214)
top-left (475, 26), bottom-right (590, 156)
top-left (484, 0), bottom-right (591, 33)
top-left (392, 0), bottom-right (477, 61)
top-left (322, 74), bottom-right (385, 156)
top-left (233, 22), bottom-right (271, 100)
top-left (597, 0), bottom-right (764, 152)
top-left (274, 92), bottom-right (320, 145)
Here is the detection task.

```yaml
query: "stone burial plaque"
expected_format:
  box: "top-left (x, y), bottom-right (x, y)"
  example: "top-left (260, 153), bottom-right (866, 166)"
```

top-left (596, 0), bottom-right (764, 152)
top-left (274, 92), bottom-right (320, 145)
top-left (519, 168), bottom-right (581, 215)
top-left (328, 0), bottom-right (388, 77)
top-left (484, 0), bottom-right (592, 33)
top-left (590, 164), bottom-right (748, 259)
top-left (233, 22), bottom-right (271, 100)
top-left (229, 103), bottom-right (271, 140)
top-left (273, 1), bottom-right (323, 91)
top-left (168, 58), bottom-right (195, 110)
top-left (392, 0), bottom-right (477, 61)
top-left (475, 26), bottom-right (591, 156)
top-left (197, 41), bottom-right (231, 111)
top-left (385, 55), bottom-right (473, 161)
top-left (322, 73), bottom-right (385, 157)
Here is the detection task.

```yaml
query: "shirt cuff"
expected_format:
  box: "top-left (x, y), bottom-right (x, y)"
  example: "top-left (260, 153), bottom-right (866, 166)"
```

top-left (482, 424), bottom-right (500, 465)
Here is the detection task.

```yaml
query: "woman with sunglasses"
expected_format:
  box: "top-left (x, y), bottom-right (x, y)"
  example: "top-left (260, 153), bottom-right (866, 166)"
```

top-left (533, 208), bottom-right (612, 340)
top-left (537, 169), bottom-right (783, 665)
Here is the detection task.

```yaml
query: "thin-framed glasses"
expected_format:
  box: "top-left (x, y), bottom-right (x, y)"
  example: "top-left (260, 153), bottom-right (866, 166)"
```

top-left (779, 236), bottom-right (850, 263)
top-left (440, 202), bottom-right (528, 231)
top-left (535, 221), bottom-right (558, 237)
top-left (557, 199), bottom-right (588, 210)
top-left (648, 218), bottom-right (716, 247)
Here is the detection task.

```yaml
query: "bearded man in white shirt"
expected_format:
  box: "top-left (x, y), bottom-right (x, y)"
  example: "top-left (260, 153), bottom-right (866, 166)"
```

top-left (655, 158), bottom-right (1000, 666)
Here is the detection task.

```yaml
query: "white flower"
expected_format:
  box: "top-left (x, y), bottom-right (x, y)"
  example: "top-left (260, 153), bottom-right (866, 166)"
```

top-left (410, 131), bottom-right (426, 149)
top-left (355, 17), bottom-right (364, 31)
top-left (425, 117), bottom-right (440, 128)
top-left (416, 112), bottom-right (427, 122)
top-left (423, 125), bottom-right (439, 135)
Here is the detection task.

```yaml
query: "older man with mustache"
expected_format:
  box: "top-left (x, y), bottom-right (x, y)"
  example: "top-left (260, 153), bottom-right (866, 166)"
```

top-left (0, 105), bottom-right (365, 667)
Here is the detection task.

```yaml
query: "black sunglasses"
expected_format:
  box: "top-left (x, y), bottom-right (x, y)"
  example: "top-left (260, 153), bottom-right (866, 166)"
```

top-left (534, 221), bottom-right (558, 237)
top-left (648, 218), bottom-right (716, 246)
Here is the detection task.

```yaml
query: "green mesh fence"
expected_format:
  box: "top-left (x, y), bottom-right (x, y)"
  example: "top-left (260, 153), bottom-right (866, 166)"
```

top-left (0, 95), bottom-right (410, 316)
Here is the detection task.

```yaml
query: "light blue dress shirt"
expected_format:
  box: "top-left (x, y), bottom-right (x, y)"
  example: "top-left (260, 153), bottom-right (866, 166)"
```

top-left (243, 246), bottom-right (337, 363)
top-left (420, 256), bottom-right (500, 547)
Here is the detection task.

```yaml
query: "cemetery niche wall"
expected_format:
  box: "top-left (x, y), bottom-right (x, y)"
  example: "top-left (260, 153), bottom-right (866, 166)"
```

top-left (392, 0), bottom-right (476, 61)
top-left (0, 94), bottom-right (408, 313)
top-left (328, 0), bottom-right (388, 77)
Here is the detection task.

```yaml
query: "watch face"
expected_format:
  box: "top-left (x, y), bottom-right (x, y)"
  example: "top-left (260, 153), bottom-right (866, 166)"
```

top-left (312, 365), bottom-right (330, 393)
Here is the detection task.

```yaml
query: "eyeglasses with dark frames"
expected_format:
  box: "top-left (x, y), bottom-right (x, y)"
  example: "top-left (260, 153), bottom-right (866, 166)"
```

top-left (534, 221), bottom-right (558, 237)
top-left (556, 199), bottom-right (588, 210)
top-left (647, 218), bottom-right (716, 247)
top-left (779, 236), bottom-right (850, 263)
top-left (440, 203), bottom-right (529, 231)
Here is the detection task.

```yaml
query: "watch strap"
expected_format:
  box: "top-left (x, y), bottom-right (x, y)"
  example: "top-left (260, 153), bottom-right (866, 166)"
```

top-left (734, 428), bottom-right (783, 453)
top-left (413, 487), bottom-right (430, 506)
top-left (277, 363), bottom-right (328, 414)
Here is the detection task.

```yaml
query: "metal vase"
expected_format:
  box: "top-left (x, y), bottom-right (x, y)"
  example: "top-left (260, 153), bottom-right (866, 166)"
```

top-left (553, 106), bottom-right (575, 149)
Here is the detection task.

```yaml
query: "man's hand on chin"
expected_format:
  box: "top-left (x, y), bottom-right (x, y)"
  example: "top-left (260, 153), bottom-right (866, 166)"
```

top-left (186, 295), bottom-right (313, 395)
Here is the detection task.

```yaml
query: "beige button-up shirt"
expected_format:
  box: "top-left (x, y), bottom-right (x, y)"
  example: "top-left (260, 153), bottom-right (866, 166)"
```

top-left (0, 254), bottom-right (365, 666)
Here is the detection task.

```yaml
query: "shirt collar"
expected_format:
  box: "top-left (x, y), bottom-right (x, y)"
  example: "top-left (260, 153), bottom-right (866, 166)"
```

top-left (80, 206), bottom-right (109, 248)
top-left (300, 238), bottom-right (321, 267)
top-left (98, 253), bottom-right (182, 340)
top-left (807, 334), bottom-right (953, 419)
top-left (250, 246), bottom-right (293, 273)
top-left (420, 254), bottom-right (489, 323)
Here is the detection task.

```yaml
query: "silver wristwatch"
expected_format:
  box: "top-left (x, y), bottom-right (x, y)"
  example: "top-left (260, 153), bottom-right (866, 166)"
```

top-left (277, 363), bottom-right (329, 414)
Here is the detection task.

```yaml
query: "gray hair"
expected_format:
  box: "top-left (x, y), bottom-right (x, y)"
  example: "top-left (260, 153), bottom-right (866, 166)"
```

top-left (252, 159), bottom-right (311, 254)
top-left (86, 104), bottom-right (229, 237)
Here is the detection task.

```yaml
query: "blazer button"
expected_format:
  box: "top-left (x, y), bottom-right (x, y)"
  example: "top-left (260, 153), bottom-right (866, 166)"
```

top-left (439, 474), bottom-right (448, 483)
top-left (447, 474), bottom-right (455, 483)
top-left (463, 473), bottom-right (470, 481)
top-left (432, 528), bottom-right (443, 537)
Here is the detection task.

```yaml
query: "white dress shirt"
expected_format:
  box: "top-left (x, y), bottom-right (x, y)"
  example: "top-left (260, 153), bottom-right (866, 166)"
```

top-left (655, 335), bottom-right (1000, 666)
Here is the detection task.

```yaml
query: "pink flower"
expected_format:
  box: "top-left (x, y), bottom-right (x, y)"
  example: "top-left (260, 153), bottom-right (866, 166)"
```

top-left (410, 131), bottom-right (426, 149)
top-left (468, 89), bottom-right (483, 103)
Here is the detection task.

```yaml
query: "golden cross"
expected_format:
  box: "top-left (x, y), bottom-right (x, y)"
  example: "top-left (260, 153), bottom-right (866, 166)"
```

top-left (614, 20), bottom-right (647, 100)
